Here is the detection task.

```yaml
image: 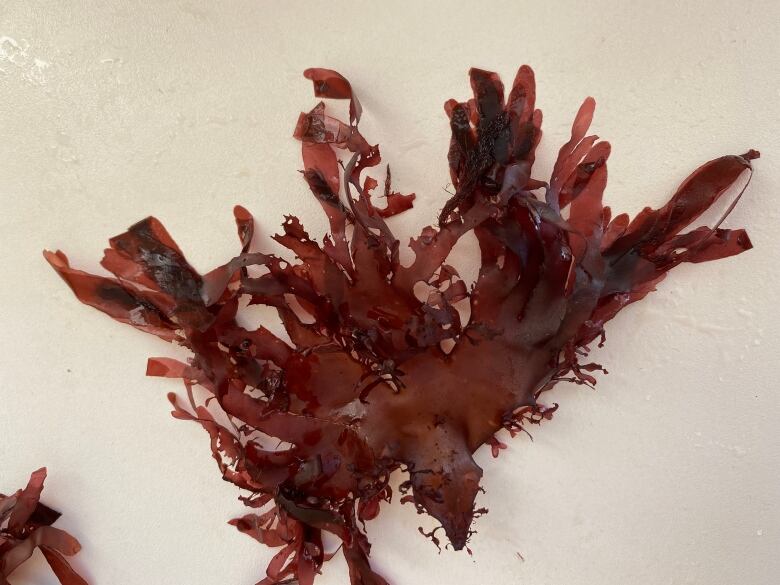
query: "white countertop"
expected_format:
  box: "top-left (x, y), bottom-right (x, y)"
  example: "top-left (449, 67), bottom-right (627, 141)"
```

top-left (1, 2), bottom-right (778, 584)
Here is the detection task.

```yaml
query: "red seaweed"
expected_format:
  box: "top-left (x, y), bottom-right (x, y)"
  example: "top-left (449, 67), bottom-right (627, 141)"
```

top-left (1, 468), bottom-right (87, 585)
top-left (45, 66), bottom-right (757, 584)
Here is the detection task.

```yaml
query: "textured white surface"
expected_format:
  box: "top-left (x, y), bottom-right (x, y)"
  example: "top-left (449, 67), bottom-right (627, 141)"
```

top-left (1, 2), bottom-right (778, 584)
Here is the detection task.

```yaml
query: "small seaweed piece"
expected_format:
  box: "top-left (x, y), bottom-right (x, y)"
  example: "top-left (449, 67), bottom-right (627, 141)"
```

top-left (0, 468), bottom-right (87, 585)
top-left (45, 66), bottom-right (757, 584)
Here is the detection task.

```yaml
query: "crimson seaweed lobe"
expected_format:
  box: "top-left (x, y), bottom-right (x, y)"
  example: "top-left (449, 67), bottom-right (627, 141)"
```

top-left (46, 66), bottom-right (757, 584)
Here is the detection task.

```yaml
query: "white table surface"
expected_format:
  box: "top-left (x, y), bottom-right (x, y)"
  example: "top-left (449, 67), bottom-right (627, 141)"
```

top-left (1, 2), bottom-right (778, 584)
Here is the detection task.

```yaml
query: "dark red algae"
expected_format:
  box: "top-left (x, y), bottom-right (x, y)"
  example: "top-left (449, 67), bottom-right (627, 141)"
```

top-left (1, 468), bottom-right (87, 584)
top-left (45, 66), bottom-right (758, 584)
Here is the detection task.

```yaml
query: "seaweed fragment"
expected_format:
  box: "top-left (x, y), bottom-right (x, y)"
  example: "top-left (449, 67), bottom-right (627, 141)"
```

top-left (0, 468), bottom-right (87, 585)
